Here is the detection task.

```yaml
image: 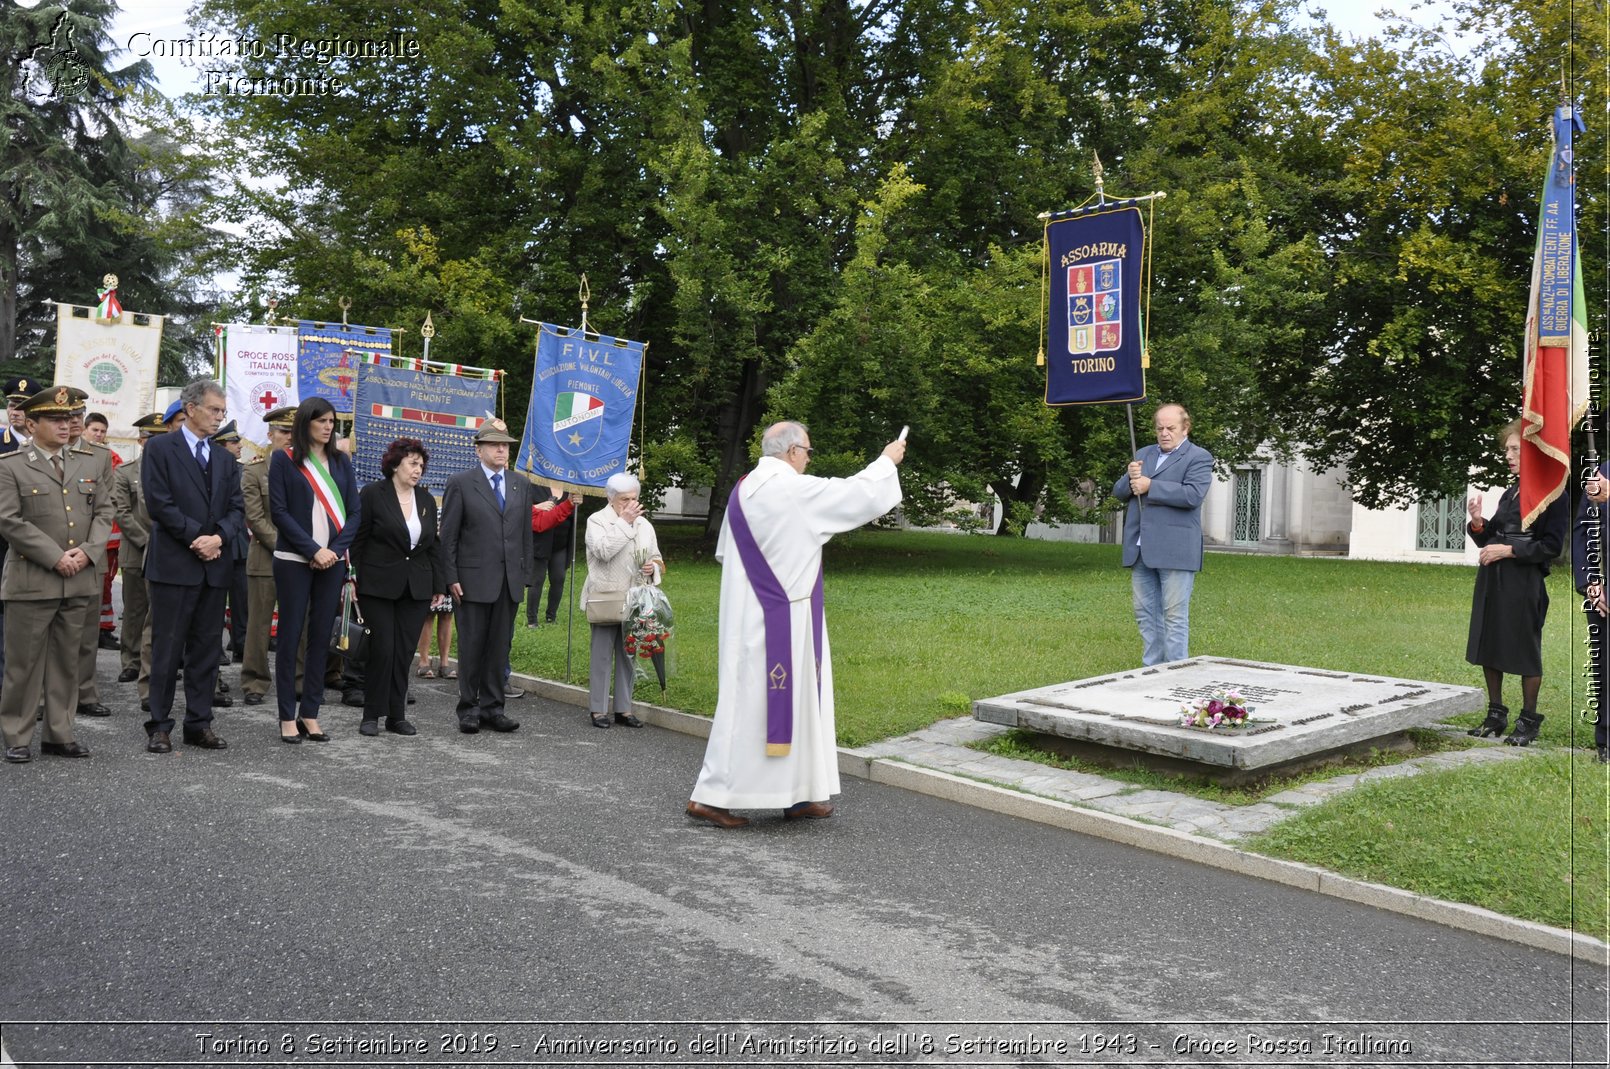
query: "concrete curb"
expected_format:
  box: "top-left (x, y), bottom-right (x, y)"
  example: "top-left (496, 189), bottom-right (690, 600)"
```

top-left (512, 670), bottom-right (1609, 964)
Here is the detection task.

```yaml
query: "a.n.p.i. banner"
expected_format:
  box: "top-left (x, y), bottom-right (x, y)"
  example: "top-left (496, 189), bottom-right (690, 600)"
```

top-left (352, 355), bottom-right (501, 500)
top-left (297, 320), bottom-right (394, 416)
top-left (54, 301), bottom-right (164, 458)
top-left (516, 323), bottom-right (644, 493)
top-left (1042, 205), bottom-right (1147, 406)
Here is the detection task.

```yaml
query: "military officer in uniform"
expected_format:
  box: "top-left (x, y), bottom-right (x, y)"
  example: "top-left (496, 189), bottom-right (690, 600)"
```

top-left (0, 376), bottom-right (36, 684)
top-left (241, 406), bottom-right (293, 705)
top-left (66, 405), bottom-right (116, 718)
top-left (0, 386), bottom-right (114, 762)
top-left (213, 421), bottom-right (251, 663)
top-left (113, 413), bottom-right (164, 685)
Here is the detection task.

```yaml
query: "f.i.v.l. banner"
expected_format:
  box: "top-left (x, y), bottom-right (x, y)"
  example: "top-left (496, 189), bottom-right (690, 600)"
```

top-left (516, 323), bottom-right (644, 493)
top-left (1043, 205), bottom-right (1147, 406)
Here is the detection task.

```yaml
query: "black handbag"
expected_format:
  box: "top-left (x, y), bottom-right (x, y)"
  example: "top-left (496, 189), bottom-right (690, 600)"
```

top-left (330, 575), bottom-right (370, 660)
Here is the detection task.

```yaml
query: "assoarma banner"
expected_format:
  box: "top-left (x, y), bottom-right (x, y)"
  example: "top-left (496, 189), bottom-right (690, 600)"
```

top-left (53, 302), bottom-right (163, 458)
top-left (515, 323), bottom-right (645, 492)
top-left (296, 320), bottom-right (394, 416)
top-left (1043, 205), bottom-right (1146, 406)
top-left (221, 323), bottom-right (299, 447)
top-left (352, 356), bottom-right (500, 500)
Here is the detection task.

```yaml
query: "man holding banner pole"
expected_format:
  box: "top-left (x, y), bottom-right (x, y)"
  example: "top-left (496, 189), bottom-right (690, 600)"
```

top-left (1113, 403), bottom-right (1212, 666)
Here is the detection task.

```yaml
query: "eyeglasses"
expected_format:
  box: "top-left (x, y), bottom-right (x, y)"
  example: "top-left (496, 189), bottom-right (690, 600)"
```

top-left (192, 404), bottom-right (227, 418)
top-left (791, 444), bottom-right (815, 457)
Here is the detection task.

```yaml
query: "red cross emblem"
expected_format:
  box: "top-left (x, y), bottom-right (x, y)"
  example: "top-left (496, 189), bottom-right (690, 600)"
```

top-left (257, 388), bottom-right (280, 410)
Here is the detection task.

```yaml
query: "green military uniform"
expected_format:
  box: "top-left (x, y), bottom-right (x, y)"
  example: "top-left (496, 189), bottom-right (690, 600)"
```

top-left (113, 413), bottom-right (162, 681)
top-left (241, 451), bottom-right (276, 700)
top-left (72, 437), bottom-right (115, 713)
top-left (0, 387), bottom-right (114, 760)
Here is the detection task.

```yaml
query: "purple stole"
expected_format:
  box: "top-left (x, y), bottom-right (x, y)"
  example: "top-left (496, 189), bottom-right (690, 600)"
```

top-left (726, 478), bottom-right (824, 756)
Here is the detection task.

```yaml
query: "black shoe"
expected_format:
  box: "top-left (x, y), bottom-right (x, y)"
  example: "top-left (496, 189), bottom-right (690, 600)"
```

top-left (40, 741), bottom-right (90, 758)
top-left (614, 712), bottom-right (643, 728)
top-left (146, 731), bottom-right (171, 754)
top-left (231, 647), bottom-right (245, 663)
top-left (98, 631), bottom-right (120, 650)
top-left (76, 702), bottom-right (111, 718)
top-left (116, 667), bottom-right (137, 683)
top-left (591, 713), bottom-right (611, 729)
top-left (458, 717), bottom-right (480, 734)
top-left (216, 678), bottom-right (230, 693)
top-left (545, 616), bottom-right (558, 625)
top-left (1469, 703), bottom-right (1508, 738)
top-left (1505, 712), bottom-right (1543, 747)
top-left (406, 692), bottom-right (416, 705)
top-left (297, 718), bottom-right (330, 742)
top-left (505, 686), bottom-right (525, 699)
top-left (183, 727), bottom-right (228, 749)
top-left (359, 719), bottom-right (379, 737)
top-left (140, 699), bottom-right (150, 713)
top-left (212, 691), bottom-right (233, 708)
top-left (244, 692), bottom-right (264, 705)
top-left (342, 690), bottom-right (365, 708)
top-left (3, 746), bottom-right (30, 763)
top-left (480, 713), bottom-right (520, 733)
top-left (385, 719), bottom-right (417, 736)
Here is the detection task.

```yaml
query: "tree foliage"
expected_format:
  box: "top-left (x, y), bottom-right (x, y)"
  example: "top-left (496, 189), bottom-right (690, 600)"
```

top-left (150, 0), bottom-right (1602, 528)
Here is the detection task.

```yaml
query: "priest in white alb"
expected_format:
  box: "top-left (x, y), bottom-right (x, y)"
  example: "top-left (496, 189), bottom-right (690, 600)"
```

top-left (686, 421), bottom-right (906, 828)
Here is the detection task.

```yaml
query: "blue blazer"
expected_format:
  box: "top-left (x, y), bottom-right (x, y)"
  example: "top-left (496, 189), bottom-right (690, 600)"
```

top-left (1113, 439), bottom-right (1214, 572)
top-left (142, 427), bottom-right (245, 588)
top-left (267, 448), bottom-right (361, 560)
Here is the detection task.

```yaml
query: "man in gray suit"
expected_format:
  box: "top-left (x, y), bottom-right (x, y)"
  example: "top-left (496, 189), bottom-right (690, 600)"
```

top-left (440, 418), bottom-right (531, 734)
top-left (1113, 403), bottom-right (1213, 666)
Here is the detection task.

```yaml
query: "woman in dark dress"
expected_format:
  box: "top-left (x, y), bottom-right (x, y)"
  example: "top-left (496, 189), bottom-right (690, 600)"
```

top-left (1465, 420), bottom-right (1570, 746)
top-left (350, 438), bottom-right (446, 736)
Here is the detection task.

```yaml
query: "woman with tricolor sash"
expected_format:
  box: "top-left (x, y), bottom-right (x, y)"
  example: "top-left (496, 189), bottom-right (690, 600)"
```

top-left (268, 397), bottom-right (361, 743)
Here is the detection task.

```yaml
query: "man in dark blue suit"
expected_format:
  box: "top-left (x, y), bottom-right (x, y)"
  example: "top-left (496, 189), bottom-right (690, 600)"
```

top-left (1113, 403), bottom-right (1214, 666)
top-left (141, 379), bottom-right (244, 753)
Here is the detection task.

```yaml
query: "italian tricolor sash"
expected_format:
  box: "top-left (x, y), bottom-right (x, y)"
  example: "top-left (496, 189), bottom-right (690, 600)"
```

top-left (295, 450), bottom-right (347, 533)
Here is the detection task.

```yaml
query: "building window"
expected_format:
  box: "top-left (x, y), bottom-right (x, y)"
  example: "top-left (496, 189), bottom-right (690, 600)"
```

top-left (1417, 496), bottom-right (1467, 552)
top-left (1233, 468), bottom-right (1262, 543)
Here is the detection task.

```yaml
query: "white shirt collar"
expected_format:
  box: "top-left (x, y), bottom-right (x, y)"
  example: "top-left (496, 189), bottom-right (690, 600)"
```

top-left (181, 424), bottom-right (208, 454)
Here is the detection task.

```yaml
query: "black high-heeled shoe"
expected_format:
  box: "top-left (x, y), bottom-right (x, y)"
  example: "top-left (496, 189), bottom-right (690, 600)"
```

top-left (1469, 703), bottom-right (1508, 738)
top-left (1504, 711), bottom-right (1543, 747)
top-left (298, 718), bottom-right (330, 742)
top-left (280, 724), bottom-right (301, 745)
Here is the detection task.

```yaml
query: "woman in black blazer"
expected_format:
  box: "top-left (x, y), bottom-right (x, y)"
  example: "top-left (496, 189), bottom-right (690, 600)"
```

top-left (350, 438), bottom-right (446, 736)
top-left (268, 396), bottom-right (360, 743)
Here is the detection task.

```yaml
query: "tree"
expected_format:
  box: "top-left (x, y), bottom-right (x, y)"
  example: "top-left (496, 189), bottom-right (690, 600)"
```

top-left (1, 0), bottom-right (154, 369)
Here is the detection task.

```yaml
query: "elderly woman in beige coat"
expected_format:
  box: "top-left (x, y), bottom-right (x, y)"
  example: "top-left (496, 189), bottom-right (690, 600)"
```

top-left (582, 472), bottom-right (663, 728)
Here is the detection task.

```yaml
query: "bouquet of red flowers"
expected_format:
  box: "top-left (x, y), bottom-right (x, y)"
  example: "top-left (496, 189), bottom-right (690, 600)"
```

top-left (625, 584), bottom-right (674, 687)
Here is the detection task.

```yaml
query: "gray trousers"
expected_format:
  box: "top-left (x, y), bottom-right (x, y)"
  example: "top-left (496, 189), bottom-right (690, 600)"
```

top-left (588, 623), bottom-right (634, 714)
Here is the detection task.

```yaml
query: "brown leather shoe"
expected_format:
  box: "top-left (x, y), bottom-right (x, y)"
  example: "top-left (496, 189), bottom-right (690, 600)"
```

top-left (783, 801), bottom-right (834, 820)
top-left (182, 727), bottom-right (228, 750)
top-left (686, 801), bottom-right (749, 828)
top-left (146, 731), bottom-right (172, 754)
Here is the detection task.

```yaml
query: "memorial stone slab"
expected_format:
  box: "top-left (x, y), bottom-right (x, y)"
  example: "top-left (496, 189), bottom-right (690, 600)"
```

top-left (973, 657), bottom-right (1481, 773)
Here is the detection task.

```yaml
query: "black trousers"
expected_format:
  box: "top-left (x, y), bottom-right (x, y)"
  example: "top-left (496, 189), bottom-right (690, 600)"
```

top-left (527, 545), bottom-right (571, 623)
top-left (357, 592), bottom-right (429, 725)
top-left (272, 557), bottom-right (347, 722)
top-left (454, 593), bottom-right (516, 719)
top-left (227, 556), bottom-right (249, 653)
top-left (145, 580), bottom-right (227, 735)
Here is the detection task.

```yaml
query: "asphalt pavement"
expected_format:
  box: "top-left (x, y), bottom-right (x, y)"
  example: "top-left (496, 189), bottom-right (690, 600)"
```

top-left (0, 646), bottom-right (1605, 1068)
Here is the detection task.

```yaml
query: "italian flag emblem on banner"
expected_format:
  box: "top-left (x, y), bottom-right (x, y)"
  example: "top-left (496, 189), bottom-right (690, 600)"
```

top-left (554, 391), bottom-right (604, 431)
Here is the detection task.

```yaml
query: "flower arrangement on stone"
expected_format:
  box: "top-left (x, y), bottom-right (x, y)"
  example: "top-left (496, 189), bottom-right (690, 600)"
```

top-left (1179, 689), bottom-right (1251, 729)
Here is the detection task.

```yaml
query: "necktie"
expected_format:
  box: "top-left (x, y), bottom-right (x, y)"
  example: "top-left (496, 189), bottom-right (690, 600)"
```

top-left (51, 454), bottom-right (63, 482)
top-left (492, 472), bottom-right (505, 512)
top-left (195, 439), bottom-right (208, 468)
top-left (195, 439), bottom-right (211, 495)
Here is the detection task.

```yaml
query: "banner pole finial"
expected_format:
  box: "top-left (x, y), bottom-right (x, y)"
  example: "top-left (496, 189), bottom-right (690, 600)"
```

top-left (339, 296), bottom-right (351, 328)
top-left (1092, 152), bottom-right (1106, 206)
top-left (578, 274), bottom-right (591, 336)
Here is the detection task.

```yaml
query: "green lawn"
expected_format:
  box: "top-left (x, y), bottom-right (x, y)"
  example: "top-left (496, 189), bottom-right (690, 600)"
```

top-left (512, 525), bottom-right (1608, 936)
top-left (516, 525), bottom-right (1594, 750)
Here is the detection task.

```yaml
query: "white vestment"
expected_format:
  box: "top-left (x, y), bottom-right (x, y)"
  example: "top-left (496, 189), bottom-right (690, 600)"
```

top-left (690, 454), bottom-right (901, 809)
